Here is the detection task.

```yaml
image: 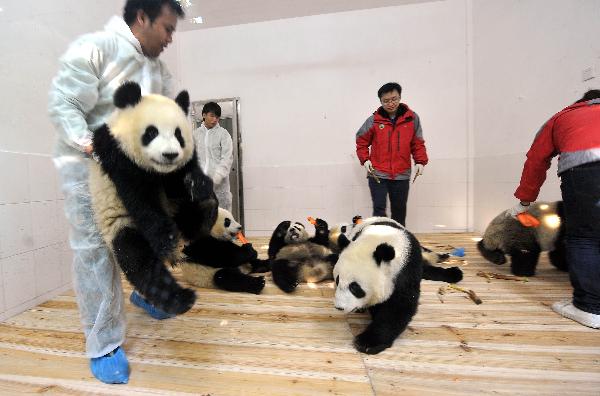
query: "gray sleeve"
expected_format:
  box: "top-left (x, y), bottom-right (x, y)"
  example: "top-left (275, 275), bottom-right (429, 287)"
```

top-left (356, 115), bottom-right (374, 139)
top-left (413, 112), bottom-right (424, 139)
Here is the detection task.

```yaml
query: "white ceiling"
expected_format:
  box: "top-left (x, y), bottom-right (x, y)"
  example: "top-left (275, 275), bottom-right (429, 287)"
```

top-left (177, 0), bottom-right (440, 31)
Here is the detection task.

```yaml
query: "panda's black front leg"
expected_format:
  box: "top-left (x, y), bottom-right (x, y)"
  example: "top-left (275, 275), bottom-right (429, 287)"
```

top-left (184, 237), bottom-right (258, 268)
top-left (509, 246), bottom-right (540, 276)
top-left (113, 227), bottom-right (196, 315)
top-left (309, 218), bottom-right (330, 247)
top-left (214, 268), bottom-right (265, 294)
top-left (354, 294), bottom-right (419, 355)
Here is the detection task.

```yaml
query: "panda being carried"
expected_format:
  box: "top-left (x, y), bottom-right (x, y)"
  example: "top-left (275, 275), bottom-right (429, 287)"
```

top-left (89, 81), bottom-right (218, 316)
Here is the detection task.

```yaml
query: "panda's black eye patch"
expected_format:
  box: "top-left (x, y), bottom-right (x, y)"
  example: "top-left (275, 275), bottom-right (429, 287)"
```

top-left (335, 275), bottom-right (339, 286)
top-left (349, 282), bottom-right (365, 298)
top-left (142, 126), bottom-right (159, 146)
top-left (341, 226), bottom-right (347, 233)
top-left (224, 218), bottom-right (231, 228)
top-left (174, 127), bottom-right (185, 148)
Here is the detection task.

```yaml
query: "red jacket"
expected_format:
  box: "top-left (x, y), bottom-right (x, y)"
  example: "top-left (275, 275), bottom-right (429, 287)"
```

top-left (515, 100), bottom-right (600, 202)
top-left (356, 105), bottom-right (428, 179)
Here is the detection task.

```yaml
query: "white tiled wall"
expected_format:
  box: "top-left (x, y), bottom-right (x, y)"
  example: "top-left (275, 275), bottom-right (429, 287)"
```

top-left (0, 0), bottom-right (122, 321)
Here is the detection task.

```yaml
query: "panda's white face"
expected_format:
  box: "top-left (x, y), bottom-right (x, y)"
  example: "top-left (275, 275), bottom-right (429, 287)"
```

top-left (334, 226), bottom-right (410, 312)
top-left (109, 94), bottom-right (194, 173)
top-left (284, 222), bottom-right (309, 244)
top-left (210, 208), bottom-right (242, 241)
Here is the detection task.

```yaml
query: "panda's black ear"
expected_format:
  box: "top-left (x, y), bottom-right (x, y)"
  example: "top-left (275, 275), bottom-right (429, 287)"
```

top-left (114, 81), bottom-right (142, 108)
top-left (338, 234), bottom-right (350, 250)
top-left (373, 243), bottom-right (395, 266)
top-left (175, 90), bottom-right (190, 115)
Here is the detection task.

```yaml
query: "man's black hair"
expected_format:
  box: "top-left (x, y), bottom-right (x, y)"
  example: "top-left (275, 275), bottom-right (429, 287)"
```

top-left (202, 102), bottom-right (221, 118)
top-left (378, 82), bottom-right (402, 99)
top-left (575, 89), bottom-right (600, 103)
top-left (124, 0), bottom-right (185, 25)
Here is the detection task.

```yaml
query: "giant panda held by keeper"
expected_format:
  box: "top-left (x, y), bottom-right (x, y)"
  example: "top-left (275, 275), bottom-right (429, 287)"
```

top-left (89, 81), bottom-right (218, 316)
top-left (179, 207), bottom-right (268, 294)
top-left (477, 201), bottom-right (566, 276)
top-left (333, 218), bottom-right (423, 354)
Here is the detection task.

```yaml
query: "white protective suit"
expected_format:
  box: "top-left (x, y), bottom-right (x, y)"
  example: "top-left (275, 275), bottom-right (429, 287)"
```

top-left (48, 16), bottom-right (173, 358)
top-left (193, 123), bottom-right (234, 211)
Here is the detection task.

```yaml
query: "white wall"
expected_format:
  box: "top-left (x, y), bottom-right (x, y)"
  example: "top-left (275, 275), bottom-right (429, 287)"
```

top-left (178, 0), bottom-right (471, 235)
top-left (471, 0), bottom-right (600, 232)
top-left (0, 0), bottom-right (122, 321)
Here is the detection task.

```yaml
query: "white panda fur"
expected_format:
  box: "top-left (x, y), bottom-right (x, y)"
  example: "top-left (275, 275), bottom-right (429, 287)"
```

top-left (477, 201), bottom-right (567, 276)
top-left (89, 81), bottom-right (217, 316)
top-left (178, 208), bottom-right (266, 294)
top-left (268, 221), bottom-right (338, 293)
top-left (334, 219), bottom-right (422, 354)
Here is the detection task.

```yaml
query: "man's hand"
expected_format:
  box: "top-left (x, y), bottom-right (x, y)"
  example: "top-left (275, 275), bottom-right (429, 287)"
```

top-left (506, 201), bottom-right (531, 218)
top-left (363, 160), bottom-right (374, 173)
top-left (412, 164), bottom-right (424, 183)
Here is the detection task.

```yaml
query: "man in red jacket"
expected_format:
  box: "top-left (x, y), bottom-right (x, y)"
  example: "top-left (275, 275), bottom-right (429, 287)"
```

top-left (355, 82), bottom-right (428, 226)
top-left (510, 89), bottom-right (600, 329)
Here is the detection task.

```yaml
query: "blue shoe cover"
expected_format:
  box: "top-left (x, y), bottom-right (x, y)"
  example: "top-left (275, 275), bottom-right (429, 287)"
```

top-left (130, 290), bottom-right (175, 320)
top-left (90, 347), bottom-right (129, 384)
top-left (451, 247), bottom-right (466, 257)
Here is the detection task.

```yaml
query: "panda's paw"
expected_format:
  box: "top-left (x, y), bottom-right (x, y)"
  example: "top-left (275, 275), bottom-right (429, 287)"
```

top-left (167, 288), bottom-right (196, 315)
top-left (354, 332), bottom-right (391, 355)
top-left (239, 243), bottom-right (258, 262)
top-left (250, 258), bottom-right (271, 273)
top-left (247, 276), bottom-right (266, 294)
top-left (444, 266), bottom-right (464, 283)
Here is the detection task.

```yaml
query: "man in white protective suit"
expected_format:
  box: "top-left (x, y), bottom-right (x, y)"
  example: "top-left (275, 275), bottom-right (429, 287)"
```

top-left (48, 0), bottom-right (185, 384)
top-left (193, 101), bottom-right (234, 211)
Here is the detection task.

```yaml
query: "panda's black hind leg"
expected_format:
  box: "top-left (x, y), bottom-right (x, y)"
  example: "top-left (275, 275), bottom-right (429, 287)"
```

top-left (214, 268), bottom-right (265, 294)
top-left (113, 227), bottom-right (196, 315)
top-left (271, 259), bottom-right (300, 293)
top-left (549, 241), bottom-right (568, 272)
top-left (477, 240), bottom-right (506, 265)
top-left (249, 258), bottom-right (271, 273)
top-left (509, 247), bottom-right (540, 276)
top-left (422, 263), bottom-right (463, 283)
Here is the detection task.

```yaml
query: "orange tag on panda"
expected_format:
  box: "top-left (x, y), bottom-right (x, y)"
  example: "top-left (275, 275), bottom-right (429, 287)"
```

top-left (236, 232), bottom-right (249, 244)
top-left (307, 216), bottom-right (317, 225)
top-left (517, 212), bottom-right (540, 228)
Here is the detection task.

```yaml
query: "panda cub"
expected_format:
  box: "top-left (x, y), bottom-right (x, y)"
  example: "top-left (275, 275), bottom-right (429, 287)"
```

top-left (179, 208), bottom-right (267, 294)
top-left (269, 221), bottom-right (338, 293)
top-left (89, 81), bottom-right (218, 316)
top-left (334, 218), bottom-right (422, 354)
top-left (331, 216), bottom-right (462, 283)
top-left (477, 201), bottom-right (566, 276)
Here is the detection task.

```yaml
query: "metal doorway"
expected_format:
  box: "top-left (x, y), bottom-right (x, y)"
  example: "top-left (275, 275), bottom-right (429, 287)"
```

top-left (190, 98), bottom-right (244, 228)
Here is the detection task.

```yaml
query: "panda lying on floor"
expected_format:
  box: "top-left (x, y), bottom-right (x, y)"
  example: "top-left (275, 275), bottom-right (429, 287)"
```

top-left (269, 217), bottom-right (462, 293)
top-left (477, 201), bottom-right (566, 276)
top-left (334, 217), bottom-right (423, 354)
top-left (179, 208), bottom-right (268, 294)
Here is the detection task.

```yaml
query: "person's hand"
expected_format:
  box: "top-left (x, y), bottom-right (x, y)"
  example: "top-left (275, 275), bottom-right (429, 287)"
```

top-left (363, 160), bottom-right (374, 173)
top-left (506, 201), bottom-right (531, 218)
top-left (412, 164), bottom-right (424, 182)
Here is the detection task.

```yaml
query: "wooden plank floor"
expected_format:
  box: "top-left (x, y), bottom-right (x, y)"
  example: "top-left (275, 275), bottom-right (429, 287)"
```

top-left (1, 233), bottom-right (599, 395)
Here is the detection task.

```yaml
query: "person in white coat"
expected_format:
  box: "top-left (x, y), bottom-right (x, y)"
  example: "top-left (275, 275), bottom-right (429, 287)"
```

top-left (193, 102), bottom-right (234, 211)
top-left (48, 0), bottom-right (185, 384)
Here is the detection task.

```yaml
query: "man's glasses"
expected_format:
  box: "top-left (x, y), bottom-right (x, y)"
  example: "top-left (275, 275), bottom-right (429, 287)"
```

top-left (381, 96), bottom-right (400, 105)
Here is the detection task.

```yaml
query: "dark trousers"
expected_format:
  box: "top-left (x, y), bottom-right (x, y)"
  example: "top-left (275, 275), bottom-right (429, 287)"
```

top-left (560, 161), bottom-right (600, 314)
top-left (368, 177), bottom-right (409, 226)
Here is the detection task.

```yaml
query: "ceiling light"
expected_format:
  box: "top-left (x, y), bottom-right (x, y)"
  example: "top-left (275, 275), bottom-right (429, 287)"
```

top-left (191, 16), bottom-right (203, 24)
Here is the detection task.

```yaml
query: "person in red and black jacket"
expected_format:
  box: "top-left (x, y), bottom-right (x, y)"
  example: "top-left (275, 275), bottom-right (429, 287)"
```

top-left (510, 89), bottom-right (600, 329)
top-left (355, 82), bottom-right (428, 226)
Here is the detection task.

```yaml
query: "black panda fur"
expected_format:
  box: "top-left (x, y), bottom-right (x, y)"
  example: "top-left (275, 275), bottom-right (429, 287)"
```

top-left (334, 219), bottom-right (422, 354)
top-left (268, 221), bottom-right (338, 293)
top-left (179, 208), bottom-right (266, 294)
top-left (89, 81), bottom-right (218, 316)
top-left (477, 201), bottom-right (567, 276)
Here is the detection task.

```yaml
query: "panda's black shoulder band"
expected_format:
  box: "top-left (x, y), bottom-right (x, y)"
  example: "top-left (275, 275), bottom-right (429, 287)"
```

top-left (114, 81), bottom-right (142, 108)
top-left (352, 220), bottom-right (404, 242)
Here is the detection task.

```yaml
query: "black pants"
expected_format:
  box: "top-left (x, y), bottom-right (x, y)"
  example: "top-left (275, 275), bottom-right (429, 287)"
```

top-left (368, 177), bottom-right (409, 226)
top-left (560, 161), bottom-right (600, 314)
